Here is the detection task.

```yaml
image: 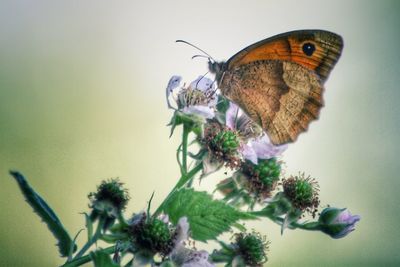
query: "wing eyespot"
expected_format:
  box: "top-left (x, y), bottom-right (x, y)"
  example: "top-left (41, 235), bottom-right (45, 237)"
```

top-left (302, 42), bottom-right (316, 56)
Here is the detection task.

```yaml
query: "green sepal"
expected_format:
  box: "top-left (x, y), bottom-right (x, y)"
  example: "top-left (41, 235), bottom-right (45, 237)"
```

top-left (10, 171), bottom-right (76, 257)
top-left (161, 188), bottom-right (255, 242)
top-left (281, 209), bottom-right (302, 234)
top-left (90, 250), bottom-right (120, 267)
top-left (167, 111), bottom-right (183, 137)
top-left (216, 95), bottom-right (230, 114)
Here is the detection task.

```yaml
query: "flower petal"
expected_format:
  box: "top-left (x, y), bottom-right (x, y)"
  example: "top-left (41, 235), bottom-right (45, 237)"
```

top-left (182, 105), bottom-right (215, 119)
top-left (251, 135), bottom-right (287, 159)
top-left (225, 102), bottom-right (239, 130)
top-left (175, 217), bottom-right (190, 243)
top-left (189, 76), bottom-right (214, 92)
top-left (166, 75), bottom-right (182, 109)
top-left (240, 143), bottom-right (258, 164)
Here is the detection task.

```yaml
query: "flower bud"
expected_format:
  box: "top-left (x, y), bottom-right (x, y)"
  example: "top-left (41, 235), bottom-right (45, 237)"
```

top-left (240, 158), bottom-right (281, 199)
top-left (88, 178), bottom-right (129, 229)
top-left (212, 130), bottom-right (239, 154)
top-left (318, 207), bottom-right (361, 239)
top-left (282, 173), bottom-right (319, 217)
top-left (203, 123), bottom-right (241, 170)
top-left (234, 232), bottom-right (269, 266)
top-left (128, 214), bottom-right (189, 258)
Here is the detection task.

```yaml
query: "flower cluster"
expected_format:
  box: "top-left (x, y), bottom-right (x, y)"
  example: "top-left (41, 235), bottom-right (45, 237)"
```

top-left (9, 73), bottom-right (361, 267)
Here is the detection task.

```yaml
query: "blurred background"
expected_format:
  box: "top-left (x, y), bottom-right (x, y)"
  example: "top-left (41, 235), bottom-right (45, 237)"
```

top-left (1, 0), bottom-right (399, 266)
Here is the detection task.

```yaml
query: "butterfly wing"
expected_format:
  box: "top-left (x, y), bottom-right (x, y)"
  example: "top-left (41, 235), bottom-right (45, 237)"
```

top-left (217, 30), bottom-right (342, 145)
top-left (219, 60), bottom-right (323, 145)
top-left (226, 30), bottom-right (343, 83)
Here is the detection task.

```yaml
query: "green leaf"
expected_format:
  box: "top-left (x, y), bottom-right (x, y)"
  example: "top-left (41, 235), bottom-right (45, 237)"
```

top-left (9, 171), bottom-right (76, 257)
top-left (90, 250), bottom-right (120, 267)
top-left (162, 188), bottom-right (255, 242)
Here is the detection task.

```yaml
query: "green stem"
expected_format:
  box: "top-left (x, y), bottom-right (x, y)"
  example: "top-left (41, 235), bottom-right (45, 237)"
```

top-left (154, 162), bottom-right (203, 217)
top-left (181, 123), bottom-right (190, 175)
top-left (61, 246), bottom-right (115, 267)
top-left (73, 217), bottom-right (105, 259)
top-left (248, 209), bottom-right (321, 231)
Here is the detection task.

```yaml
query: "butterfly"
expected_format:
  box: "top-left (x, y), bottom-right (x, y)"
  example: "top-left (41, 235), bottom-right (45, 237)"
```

top-left (206, 30), bottom-right (343, 145)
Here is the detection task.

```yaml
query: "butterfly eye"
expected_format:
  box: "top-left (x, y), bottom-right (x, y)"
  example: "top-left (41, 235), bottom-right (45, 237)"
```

top-left (302, 42), bottom-right (316, 56)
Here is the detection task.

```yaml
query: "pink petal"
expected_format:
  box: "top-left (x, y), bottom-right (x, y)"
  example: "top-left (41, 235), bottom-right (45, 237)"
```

top-left (251, 135), bottom-right (287, 159)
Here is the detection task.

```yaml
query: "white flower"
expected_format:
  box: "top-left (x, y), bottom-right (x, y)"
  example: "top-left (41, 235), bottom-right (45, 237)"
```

top-left (166, 75), bottom-right (218, 120)
top-left (225, 102), bottom-right (287, 164)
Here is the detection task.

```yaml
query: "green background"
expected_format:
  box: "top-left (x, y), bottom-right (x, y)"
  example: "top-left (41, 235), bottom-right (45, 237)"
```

top-left (1, 0), bottom-right (399, 266)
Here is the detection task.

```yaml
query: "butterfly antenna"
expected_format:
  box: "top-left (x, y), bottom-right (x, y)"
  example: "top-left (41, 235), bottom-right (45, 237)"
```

top-left (176, 40), bottom-right (216, 63)
top-left (191, 54), bottom-right (210, 60)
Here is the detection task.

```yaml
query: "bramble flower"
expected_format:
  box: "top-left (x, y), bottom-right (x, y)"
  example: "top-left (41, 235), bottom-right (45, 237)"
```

top-left (225, 102), bottom-right (287, 164)
top-left (88, 178), bottom-right (129, 230)
top-left (128, 213), bottom-right (189, 261)
top-left (282, 173), bottom-right (320, 218)
top-left (166, 75), bottom-right (218, 120)
top-left (318, 207), bottom-right (361, 239)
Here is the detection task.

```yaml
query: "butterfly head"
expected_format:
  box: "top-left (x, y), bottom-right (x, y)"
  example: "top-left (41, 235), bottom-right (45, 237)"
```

top-left (208, 60), bottom-right (226, 83)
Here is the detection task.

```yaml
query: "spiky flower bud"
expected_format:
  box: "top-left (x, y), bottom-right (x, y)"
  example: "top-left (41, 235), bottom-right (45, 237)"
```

top-left (234, 232), bottom-right (269, 266)
top-left (212, 130), bottom-right (239, 154)
top-left (129, 213), bottom-right (174, 257)
top-left (282, 173), bottom-right (319, 217)
top-left (240, 158), bottom-right (281, 199)
top-left (203, 122), bottom-right (241, 169)
top-left (128, 214), bottom-right (189, 258)
top-left (88, 178), bottom-right (129, 229)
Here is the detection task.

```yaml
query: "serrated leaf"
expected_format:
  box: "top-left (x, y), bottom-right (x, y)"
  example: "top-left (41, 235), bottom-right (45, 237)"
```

top-left (90, 250), bottom-right (120, 267)
top-left (162, 189), bottom-right (255, 242)
top-left (10, 171), bottom-right (76, 257)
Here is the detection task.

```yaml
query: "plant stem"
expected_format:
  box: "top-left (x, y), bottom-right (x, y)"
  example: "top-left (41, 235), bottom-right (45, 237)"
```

top-left (61, 246), bottom-right (115, 267)
top-left (181, 123), bottom-right (190, 175)
top-left (73, 217), bottom-right (105, 259)
top-left (248, 210), bottom-right (321, 231)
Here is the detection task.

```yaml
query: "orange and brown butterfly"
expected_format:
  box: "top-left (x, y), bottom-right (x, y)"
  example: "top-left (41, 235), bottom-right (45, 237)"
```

top-left (206, 30), bottom-right (343, 145)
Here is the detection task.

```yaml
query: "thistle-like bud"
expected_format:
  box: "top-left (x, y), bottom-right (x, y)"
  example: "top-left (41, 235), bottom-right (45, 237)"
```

top-left (234, 232), bottom-right (269, 266)
top-left (211, 232), bottom-right (269, 266)
top-left (240, 158), bottom-right (281, 199)
top-left (282, 173), bottom-right (320, 217)
top-left (128, 214), bottom-right (189, 259)
top-left (212, 130), bottom-right (240, 154)
top-left (203, 122), bottom-right (241, 170)
top-left (88, 178), bottom-right (129, 230)
top-left (318, 207), bottom-right (361, 239)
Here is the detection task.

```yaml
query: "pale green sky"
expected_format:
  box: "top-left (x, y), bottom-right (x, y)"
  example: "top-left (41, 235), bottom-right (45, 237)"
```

top-left (0, 1), bottom-right (399, 266)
